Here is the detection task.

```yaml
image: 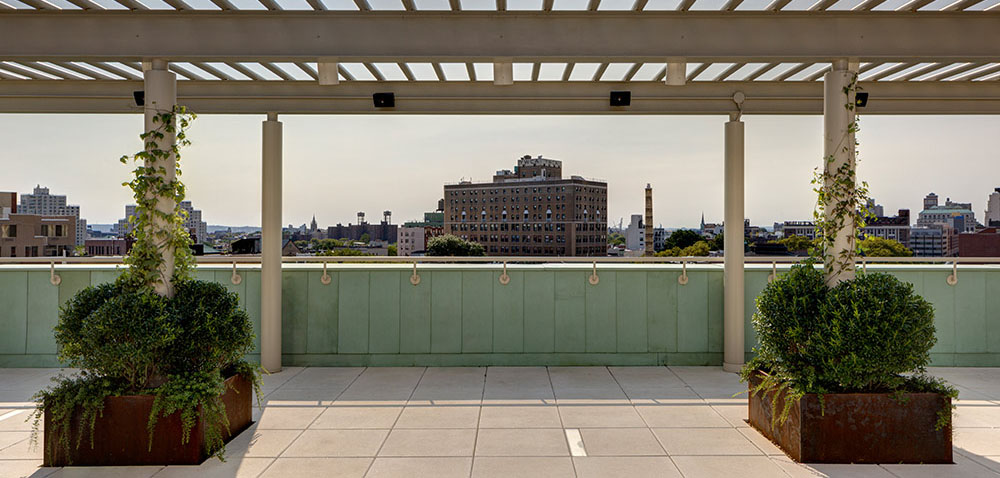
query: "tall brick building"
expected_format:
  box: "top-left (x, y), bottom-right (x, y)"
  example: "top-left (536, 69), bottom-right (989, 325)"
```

top-left (443, 155), bottom-right (607, 256)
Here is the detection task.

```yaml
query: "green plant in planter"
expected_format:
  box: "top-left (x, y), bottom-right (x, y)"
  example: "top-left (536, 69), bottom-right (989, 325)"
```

top-left (31, 108), bottom-right (262, 464)
top-left (742, 264), bottom-right (956, 429)
top-left (741, 72), bottom-right (956, 430)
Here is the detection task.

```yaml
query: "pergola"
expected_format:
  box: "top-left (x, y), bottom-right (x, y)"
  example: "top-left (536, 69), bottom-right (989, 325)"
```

top-left (1, 2), bottom-right (998, 373)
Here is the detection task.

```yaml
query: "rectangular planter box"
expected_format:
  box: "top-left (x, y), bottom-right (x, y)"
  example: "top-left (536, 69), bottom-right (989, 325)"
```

top-left (748, 374), bottom-right (952, 464)
top-left (43, 374), bottom-right (253, 466)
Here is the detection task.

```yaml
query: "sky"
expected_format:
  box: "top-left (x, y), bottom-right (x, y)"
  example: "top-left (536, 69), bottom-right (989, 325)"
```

top-left (1, 113), bottom-right (998, 230)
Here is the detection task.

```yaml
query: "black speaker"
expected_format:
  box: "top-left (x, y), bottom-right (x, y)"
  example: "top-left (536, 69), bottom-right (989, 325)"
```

top-left (133, 90), bottom-right (145, 107)
top-left (855, 92), bottom-right (869, 108)
top-left (610, 91), bottom-right (631, 107)
top-left (373, 92), bottom-right (395, 108)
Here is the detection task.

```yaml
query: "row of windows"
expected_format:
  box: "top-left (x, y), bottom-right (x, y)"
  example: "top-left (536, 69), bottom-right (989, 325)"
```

top-left (451, 223), bottom-right (563, 232)
top-left (0, 224), bottom-right (68, 238)
top-left (448, 185), bottom-right (607, 196)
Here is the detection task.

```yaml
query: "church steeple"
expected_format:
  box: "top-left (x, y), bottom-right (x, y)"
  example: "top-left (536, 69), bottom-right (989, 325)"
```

top-left (700, 212), bottom-right (706, 233)
top-left (310, 215), bottom-right (318, 233)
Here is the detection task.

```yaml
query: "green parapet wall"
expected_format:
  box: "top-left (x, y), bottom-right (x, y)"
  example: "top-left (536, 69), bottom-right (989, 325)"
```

top-left (1, 263), bottom-right (999, 367)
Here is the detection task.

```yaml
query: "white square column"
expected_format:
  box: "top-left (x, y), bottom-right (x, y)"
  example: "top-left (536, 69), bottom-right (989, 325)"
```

top-left (261, 112), bottom-right (283, 372)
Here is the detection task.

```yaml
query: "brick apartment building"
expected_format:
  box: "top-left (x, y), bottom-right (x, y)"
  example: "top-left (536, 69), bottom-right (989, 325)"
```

top-left (959, 228), bottom-right (1000, 257)
top-left (0, 213), bottom-right (77, 257)
top-left (443, 155), bottom-right (607, 256)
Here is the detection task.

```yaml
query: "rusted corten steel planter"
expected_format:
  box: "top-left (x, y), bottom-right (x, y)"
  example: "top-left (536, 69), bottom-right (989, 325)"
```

top-left (43, 374), bottom-right (252, 466)
top-left (748, 374), bottom-right (952, 464)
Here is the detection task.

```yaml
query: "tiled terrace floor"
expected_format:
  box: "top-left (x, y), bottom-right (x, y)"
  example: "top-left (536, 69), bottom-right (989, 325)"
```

top-left (1, 366), bottom-right (999, 478)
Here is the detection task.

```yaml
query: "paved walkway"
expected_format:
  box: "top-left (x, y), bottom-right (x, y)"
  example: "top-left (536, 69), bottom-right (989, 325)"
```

top-left (1, 366), bottom-right (999, 478)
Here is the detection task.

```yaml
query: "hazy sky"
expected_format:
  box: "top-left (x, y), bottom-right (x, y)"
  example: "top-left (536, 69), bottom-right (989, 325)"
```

top-left (2, 113), bottom-right (998, 229)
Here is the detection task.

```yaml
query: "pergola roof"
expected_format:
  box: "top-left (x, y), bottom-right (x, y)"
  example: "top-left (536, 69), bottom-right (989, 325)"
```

top-left (0, 6), bottom-right (998, 114)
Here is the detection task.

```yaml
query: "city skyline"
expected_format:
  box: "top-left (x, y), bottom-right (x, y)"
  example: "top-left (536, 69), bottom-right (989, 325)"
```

top-left (2, 113), bottom-right (998, 228)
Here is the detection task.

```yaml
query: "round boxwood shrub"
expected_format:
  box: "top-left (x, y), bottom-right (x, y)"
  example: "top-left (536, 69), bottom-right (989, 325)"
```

top-left (40, 278), bottom-right (258, 463)
top-left (748, 264), bottom-right (944, 393)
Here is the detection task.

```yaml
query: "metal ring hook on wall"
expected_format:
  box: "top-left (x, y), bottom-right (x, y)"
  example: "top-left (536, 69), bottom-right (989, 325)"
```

top-left (499, 261), bottom-right (510, 285)
top-left (947, 261), bottom-right (958, 286)
top-left (410, 262), bottom-right (421, 286)
top-left (50, 262), bottom-right (61, 286)
top-left (230, 262), bottom-right (242, 285)
top-left (678, 259), bottom-right (689, 285)
top-left (320, 261), bottom-right (332, 285)
top-left (588, 261), bottom-right (600, 285)
top-left (767, 261), bottom-right (777, 283)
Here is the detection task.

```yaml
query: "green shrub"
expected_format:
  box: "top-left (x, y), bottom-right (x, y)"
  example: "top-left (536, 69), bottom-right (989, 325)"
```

top-left (164, 280), bottom-right (254, 374)
top-left (748, 264), bottom-right (939, 394)
top-left (38, 278), bottom-right (259, 463)
top-left (55, 283), bottom-right (177, 392)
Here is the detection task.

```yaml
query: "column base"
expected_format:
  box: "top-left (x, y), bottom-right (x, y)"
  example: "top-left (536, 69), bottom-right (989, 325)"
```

top-left (722, 362), bottom-right (744, 373)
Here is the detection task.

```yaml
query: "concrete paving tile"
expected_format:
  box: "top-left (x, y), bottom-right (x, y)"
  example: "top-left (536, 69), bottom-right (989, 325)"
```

top-left (471, 457), bottom-right (575, 478)
top-left (277, 367), bottom-right (362, 391)
top-left (255, 407), bottom-right (325, 429)
top-left (155, 457), bottom-right (275, 478)
top-left (225, 428), bottom-right (302, 458)
top-left (0, 460), bottom-right (57, 478)
top-left (309, 406), bottom-right (402, 429)
top-left (483, 367), bottom-right (554, 401)
top-left (557, 404), bottom-right (645, 428)
top-left (336, 368), bottom-right (424, 403)
top-left (549, 367), bottom-right (628, 401)
top-left (394, 405), bottom-right (480, 428)
top-left (735, 426), bottom-right (785, 456)
top-left (0, 431), bottom-right (30, 451)
top-left (573, 456), bottom-right (682, 478)
top-left (578, 428), bottom-right (666, 456)
top-left (258, 389), bottom-right (341, 406)
top-left (478, 405), bottom-right (562, 428)
top-left (671, 455), bottom-right (788, 478)
top-left (280, 429), bottom-right (388, 457)
top-left (962, 454), bottom-right (1000, 474)
top-left (53, 466), bottom-right (164, 478)
top-left (257, 457), bottom-right (371, 478)
top-left (652, 428), bottom-right (762, 456)
top-left (365, 457), bottom-right (472, 478)
top-left (953, 401), bottom-right (1000, 428)
top-left (708, 404), bottom-right (751, 428)
top-left (474, 428), bottom-right (569, 457)
top-left (608, 367), bottom-right (700, 400)
top-left (954, 428), bottom-right (1000, 456)
top-left (881, 452), bottom-right (1000, 477)
top-left (259, 367), bottom-right (305, 392)
top-left (634, 404), bottom-right (732, 428)
top-left (0, 433), bottom-right (40, 460)
top-left (0, 409), bottom-right (33, 432)
top-left (378, 429), bottom-right (476, 457)
top-left (409, 368), bottom-right (485, 402)
top-left (804, 463), bottom-right (898, 477)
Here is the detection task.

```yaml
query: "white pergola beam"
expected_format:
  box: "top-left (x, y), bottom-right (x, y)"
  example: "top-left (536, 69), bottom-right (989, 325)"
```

top-left (2, 13), bottom-right (1000, 62)
top-left (3, 80), bottom-right (1000, 115)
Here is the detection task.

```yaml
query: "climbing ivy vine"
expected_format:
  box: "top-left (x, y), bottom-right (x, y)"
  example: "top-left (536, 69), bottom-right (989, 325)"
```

top-left (810, 73), bottom-right (874, 283)
top-left (120, 106), bottom-right (196, 294)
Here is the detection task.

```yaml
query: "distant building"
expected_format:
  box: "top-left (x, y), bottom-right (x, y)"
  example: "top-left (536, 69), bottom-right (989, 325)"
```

top-left (959, 228), bottom-right (1000, 257)
top-left (917, 192), bottom-right (976, 233)
top-left (231, 236), bottom-right (300, 256)
top-left (0, 213), bottom-right (76, 257)
top-left (861, 209), bottom-right (911, 247)
top-left (18, 185), bottom-right (87, 246)
top-left (780, 221), bottom-right (817, 240)
top-left (625, 214), bottom-right (645, 252)
top-left (85, 238), bottom-right (130, 257)
top-left (700, 213), bottom-right (722, 238)
top-left (744, 219), bottom-right (764, 239)
top-left (986, 188), bottom-right (1000, 227)
top-left (326, 210), bottom-right (397, 243)
top-left (653, 227), bottom-right (667, 252)
top-left (115, 201), bottom-right (208, 244)
top-left (399, 211), bottom-right (445, 256)
top-left (0, 192), bottom-right (15, 217)
top-left (866, 198), bottom-right (885, 218)
top-left (443, 155), bottom-right (607, 256)
top-left (909, 226), bottom-right (956, 257)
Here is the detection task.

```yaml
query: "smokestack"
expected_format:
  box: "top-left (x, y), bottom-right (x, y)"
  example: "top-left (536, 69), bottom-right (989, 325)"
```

top-left (645, 184), bottom-right (653, 257)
